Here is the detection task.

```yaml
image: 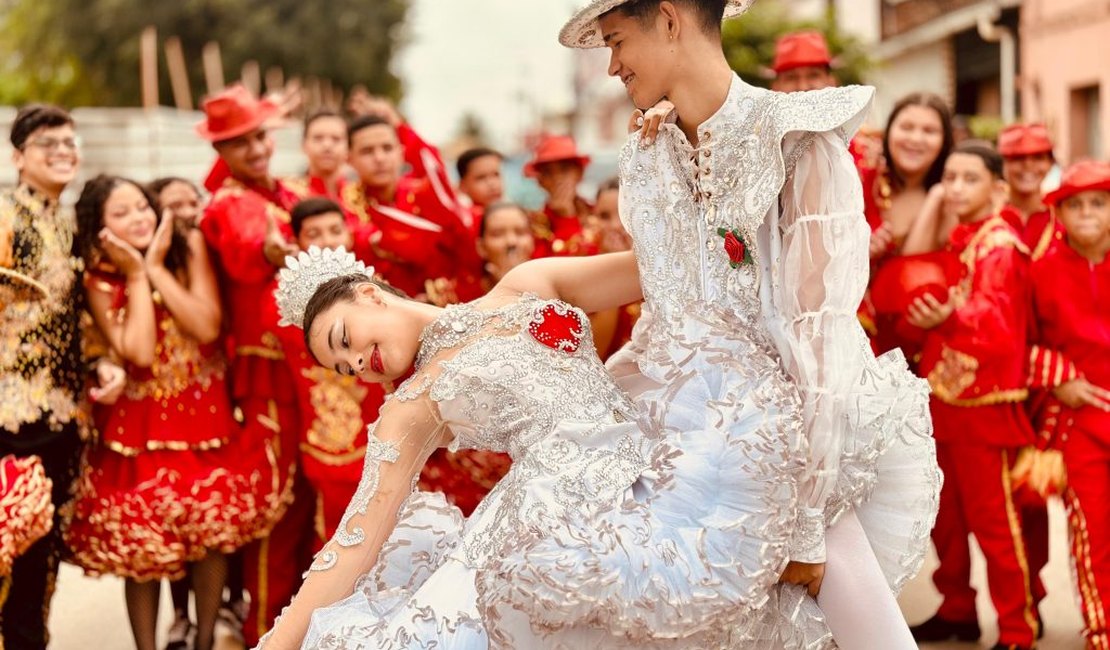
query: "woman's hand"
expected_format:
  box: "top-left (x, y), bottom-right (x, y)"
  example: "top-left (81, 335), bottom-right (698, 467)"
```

top-left (869, 222), bottom-right (895, 260)
top-left (629, 99), bottom-right (675, 145)
top-left (99, 229), bottom-right (146, 278)
top-left (90, 358), bottom-right (127, 405)
top-left (144, 210), bottom-right (175, 270)
top-left (780, 560), bottom-right (826, 597)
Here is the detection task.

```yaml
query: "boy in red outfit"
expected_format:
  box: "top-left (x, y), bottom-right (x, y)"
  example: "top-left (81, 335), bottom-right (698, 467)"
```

top-left (277, 197), bottom-right (386, 544)
top-left (196, 85), bottom-right (314, 646)
top-left (999, 123), bottom-right (1062, 258)
top-left (1028, 160), bottom-right (1110, 650)
top-left (525, 135), bottom-right (599, 258)
top-left (908, 141), bottom-right (1039, 650)
top-left (341, 99), bottom-right (481, 302)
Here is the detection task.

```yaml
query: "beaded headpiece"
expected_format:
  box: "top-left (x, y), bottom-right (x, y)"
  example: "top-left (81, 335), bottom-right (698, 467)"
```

top-left (275, 246), bottom-right (376, 329)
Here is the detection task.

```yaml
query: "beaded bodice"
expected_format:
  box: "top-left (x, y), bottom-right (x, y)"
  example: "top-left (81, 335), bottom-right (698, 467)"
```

top-left (395, 295), bottom-right (640, 460)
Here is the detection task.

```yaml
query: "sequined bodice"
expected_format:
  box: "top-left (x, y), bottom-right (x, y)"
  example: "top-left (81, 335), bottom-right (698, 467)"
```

top-left (395, 295), bottom-right (638, 460)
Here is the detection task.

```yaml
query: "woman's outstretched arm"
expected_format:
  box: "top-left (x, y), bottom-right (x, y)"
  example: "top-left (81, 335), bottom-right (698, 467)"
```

top-left (494, 251), bottom-right (642, 313)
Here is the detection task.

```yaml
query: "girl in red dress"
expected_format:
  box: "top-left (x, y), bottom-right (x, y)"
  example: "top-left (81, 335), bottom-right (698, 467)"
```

top-left (859, 93), bottom-right (955, 359)
top-left (65, 175), bottom-right (285, 650)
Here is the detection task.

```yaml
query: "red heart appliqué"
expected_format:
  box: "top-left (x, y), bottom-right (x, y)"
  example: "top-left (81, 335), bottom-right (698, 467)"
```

top-left (527, 303), bottom-right (584, 354)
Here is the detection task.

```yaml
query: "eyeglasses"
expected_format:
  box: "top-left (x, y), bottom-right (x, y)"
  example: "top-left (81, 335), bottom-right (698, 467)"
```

top-left (22, 136), bottom-right (81, 153)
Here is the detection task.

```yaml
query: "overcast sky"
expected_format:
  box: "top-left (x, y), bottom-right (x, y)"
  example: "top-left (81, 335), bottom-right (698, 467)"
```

top-left (395, 0), bottom-right (584, 152)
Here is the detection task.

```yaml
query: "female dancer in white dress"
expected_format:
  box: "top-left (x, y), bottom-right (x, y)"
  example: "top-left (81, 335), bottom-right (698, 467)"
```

top-left (561, 0), bottom-right (941, 646)
top-left (259, 245), bottom-right (806, 649)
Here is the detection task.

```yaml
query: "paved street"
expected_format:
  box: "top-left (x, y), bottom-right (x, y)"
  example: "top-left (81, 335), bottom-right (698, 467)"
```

top-left (48, 500), bottom-right (1086, 649)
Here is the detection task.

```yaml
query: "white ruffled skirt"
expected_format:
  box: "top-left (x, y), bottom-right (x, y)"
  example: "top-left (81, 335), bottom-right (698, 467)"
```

top-left (300, 317), bottom-right (938, 649)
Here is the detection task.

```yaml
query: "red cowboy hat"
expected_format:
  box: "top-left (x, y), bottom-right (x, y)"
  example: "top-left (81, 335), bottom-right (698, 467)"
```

top-left (998, 123), bottom-right (1054, 158)
top-left (195, 84), bottom-right (279, 143)
top-left (1043, 160), bottom-right (1110, 207)
top-left (772, 31), bottom-right (833, 74)
top-left (524, 135), bottom-right (591, 178)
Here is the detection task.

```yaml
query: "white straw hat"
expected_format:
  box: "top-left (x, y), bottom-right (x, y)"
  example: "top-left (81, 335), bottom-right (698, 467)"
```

top-left (559, 0), bottom-right (755, 49)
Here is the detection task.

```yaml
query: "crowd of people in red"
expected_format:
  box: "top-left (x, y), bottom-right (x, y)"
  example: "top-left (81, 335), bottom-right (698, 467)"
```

top-left (1, 28), bottom-right (1108, 650)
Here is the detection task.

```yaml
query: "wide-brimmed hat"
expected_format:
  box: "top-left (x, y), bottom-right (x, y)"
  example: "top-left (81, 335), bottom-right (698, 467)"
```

top-left (524, 135), bottom-right (591, 178)
top-left (560, 0), bottom-right (755, 49)
top-left (195, 84), bottom-right (279, 143)
top-left (772, 30), bottom-right (833, 73)
top-left (998, 123), bottom-right (1054, 158)
top-left (1043, 160), bottom-right (1110, 207)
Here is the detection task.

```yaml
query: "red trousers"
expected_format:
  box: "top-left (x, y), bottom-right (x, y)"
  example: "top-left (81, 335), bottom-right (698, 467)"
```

top-left (1063, 425), bottom-right (1110, 650)
top-left (931, 405), bottom-right (1039, 646)
top-left (236, 398), bottom-right (317, 648)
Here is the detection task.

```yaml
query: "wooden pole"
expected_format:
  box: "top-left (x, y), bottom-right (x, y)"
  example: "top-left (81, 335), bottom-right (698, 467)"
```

top-left (202, 41), bottom-right (225, 95)
top-left (265, 66), bottom-right (285, 95)
top-left (241, 60), bottom-right (261, 97)
top-left (140, 26), bottom-right (159, 109)
top-left (164, 37), bottom-right (193, 110)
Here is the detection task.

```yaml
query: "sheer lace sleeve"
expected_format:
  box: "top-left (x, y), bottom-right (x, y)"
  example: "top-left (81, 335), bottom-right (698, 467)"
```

top-left (773, 130), bottom-right (872, 563)
top-left (257, 389), bottom-right (446, 649)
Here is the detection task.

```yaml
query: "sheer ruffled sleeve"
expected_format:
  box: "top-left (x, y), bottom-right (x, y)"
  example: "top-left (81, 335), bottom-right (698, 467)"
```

top-left (772, 130), bottom-right (872, 563)
top-left (257, 389), bottom-right (445, 649)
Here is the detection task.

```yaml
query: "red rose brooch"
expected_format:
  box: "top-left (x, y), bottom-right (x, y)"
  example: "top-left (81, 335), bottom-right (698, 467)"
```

top-left (717, 227), bottom-right (752, 268)
top-left (528, 304), bottom-right (584, 353)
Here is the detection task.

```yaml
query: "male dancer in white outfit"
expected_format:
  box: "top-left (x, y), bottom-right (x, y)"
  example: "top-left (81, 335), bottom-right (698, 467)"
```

top-left (561, 1), bottom-right (941, 647)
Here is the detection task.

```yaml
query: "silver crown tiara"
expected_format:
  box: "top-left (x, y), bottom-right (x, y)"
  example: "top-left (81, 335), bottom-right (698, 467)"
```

top-left (275, 246), bottom-right (376, 328)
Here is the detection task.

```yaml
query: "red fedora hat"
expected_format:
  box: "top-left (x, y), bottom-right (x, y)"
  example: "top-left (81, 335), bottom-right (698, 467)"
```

top-left (1043, 160), bottom-right (1110, 207)
top-left (524, 135), bottom-right (591, 178)
top-left (772, 30), bottom-right (833, 74)
top-left (195, 84), bottom-right (279, 143)
top-left (998, 123), bottom-right (1054, 158)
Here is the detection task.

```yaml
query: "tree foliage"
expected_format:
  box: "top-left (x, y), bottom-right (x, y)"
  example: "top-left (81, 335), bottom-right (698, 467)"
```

top-left (0, 0), bottom-right (410, 106)
top-left (721, 3), bottom-right (871, 89)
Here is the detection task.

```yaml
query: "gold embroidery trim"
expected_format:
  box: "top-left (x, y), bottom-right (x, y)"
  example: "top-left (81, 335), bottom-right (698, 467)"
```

top-left (1066, 488), bottom-right (1109, 645)
top-left (299, 444), bottom-right (367, 467)
top-left (1000, 448), bottom-right (1041, 639)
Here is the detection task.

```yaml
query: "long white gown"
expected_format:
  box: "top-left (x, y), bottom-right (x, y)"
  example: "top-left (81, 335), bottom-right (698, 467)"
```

top-left (259, 76), bottom-right (941, 650)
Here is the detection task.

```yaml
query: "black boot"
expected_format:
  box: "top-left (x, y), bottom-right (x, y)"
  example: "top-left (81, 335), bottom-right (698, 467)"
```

top-left (989, 644), bottom-right (1035, 650)
top-left (909, 614), bottom-right (981, 642)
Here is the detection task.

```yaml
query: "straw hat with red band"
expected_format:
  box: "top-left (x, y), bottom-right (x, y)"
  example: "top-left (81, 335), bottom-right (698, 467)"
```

top-left (998, 123), bottom-right (1054, 158)
top-left (195, 84), bottom-right (279, 143)
top-left (1043, 160), bottom-right (1110, 207)
top-left (772, 30), bottom-right (834, 74)
top-left (560, 0), bottom-right (754, 49)
top-left (524, 135), bottom-right (591, 178)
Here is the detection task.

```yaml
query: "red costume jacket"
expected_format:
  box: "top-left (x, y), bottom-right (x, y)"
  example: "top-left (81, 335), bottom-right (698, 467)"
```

top-left (920, 215), bottom-right (1032, 414)
top-left (285, 173), bottom-right (351, 203)
top-left (271, 309), bottom-right (382, 489)
top-left (200, 176), bottom-right (300, 402)
top-left (1001, 204), bottom-right (1063, 262)
top-left (530, 198), bottom-right (599, 258)
top-left (341, 124), bottom-right (481, 301)
top-left (1028, 239), bottom-right (1110, 443)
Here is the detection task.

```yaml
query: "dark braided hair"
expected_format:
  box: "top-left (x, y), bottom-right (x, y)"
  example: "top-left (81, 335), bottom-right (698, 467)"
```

top-left (74, 174), bottom-right (191, 275)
